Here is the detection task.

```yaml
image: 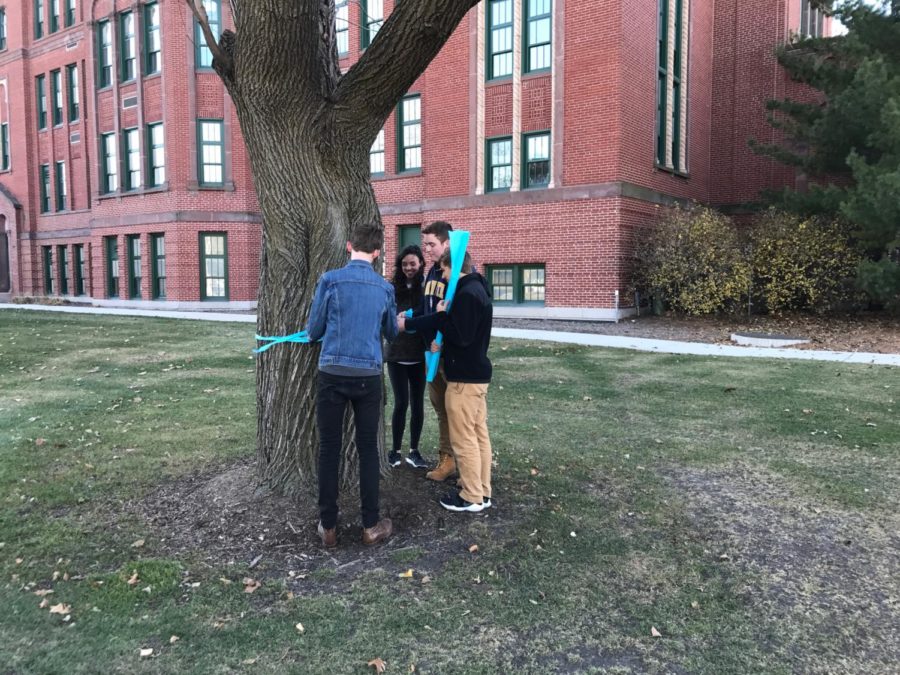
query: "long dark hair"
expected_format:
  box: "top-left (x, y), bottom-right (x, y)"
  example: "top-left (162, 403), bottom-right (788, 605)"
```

top-left (392, 245), bottom-right (425, 305)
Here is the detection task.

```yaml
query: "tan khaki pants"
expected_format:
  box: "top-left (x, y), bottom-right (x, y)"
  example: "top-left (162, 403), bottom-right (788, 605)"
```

top-left (428, 364), bottom-right (454, 458)
top-left (445, 382), bottom-right (492, 503)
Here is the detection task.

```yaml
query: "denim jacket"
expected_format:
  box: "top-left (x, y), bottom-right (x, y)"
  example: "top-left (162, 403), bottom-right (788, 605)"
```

top-left (306, 259), bottom-right (398, 372)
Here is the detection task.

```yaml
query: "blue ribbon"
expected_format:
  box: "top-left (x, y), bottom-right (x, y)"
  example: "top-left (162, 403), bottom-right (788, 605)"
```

top-left (254, 331), bottom-right (315, 354)
top-left (425, 230), bottom-right (470, 382)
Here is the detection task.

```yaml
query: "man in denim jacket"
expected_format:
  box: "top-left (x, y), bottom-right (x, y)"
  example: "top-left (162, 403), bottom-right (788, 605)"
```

top-left (306, 223), bottom-right (398, 548)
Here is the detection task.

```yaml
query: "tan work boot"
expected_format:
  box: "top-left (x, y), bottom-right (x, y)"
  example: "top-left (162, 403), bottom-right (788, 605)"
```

top-left (317, 521), bottom-right (337, 549)
top-left (362, 518), bottom-right (393, 546)
top-left (426, 453), bottom-right (457, 481)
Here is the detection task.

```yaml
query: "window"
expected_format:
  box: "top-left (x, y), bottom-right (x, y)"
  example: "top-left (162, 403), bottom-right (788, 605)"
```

top-left (398, 95), bottom-right (421, 172)
top-left (35, 0), bottom-right (44, 39)
top-left (197, 119), bottom-right (224, 186)
top-left (195, 0), bottom-right (220, 68)
top-left (362, 0), bottom-right (383, 49)
top-left (39, 164), bottom-right (51, 213)
top-left (370, 129), bottom-right (385, 175)
top-left (65, 0), bottom-right (75, 28)
top-left (655, 0), bottom-right (688, 173)
top-left (398, 225), bottom-right (421, 250)
top-left (0, 8), bottom-right (7, 50)
top-left (800, 0), bottom-right (825, 38)
top-left (36, 75), bottom-right (47, 130)
top-left (487, 264), bottom-right (545, 304)
top-left (0, 123), bottom-right (9, 171)
top-left (200, 233), bottom-right (228, 300)
top-left (120, 11), bottom-right (136, 81)
top-left (101, 133), bottom-right (118, 193)
top-left (335, 0), bottom-right (349, 55)
top-left (74, 244), bottom-right (85, 296)
top-left (487, 137), bottom-right (512, 191)
top-left (127, 234), bottom-right (141, 298)
top-left (43, 246), bottom-right (53, 294)
top-left (66, 64), bottom-right (79, 122)
top-left (58, 245), bottom-right (69, 295)
top-left (488, 0), bottom-right (513, 79)
top-left (525, 0), bottom-right (551, 72)
top-left (123, 128), bottom-right (141, 190)
top-left (151, 234), bottom-right (166, 299)
top-left (105, 236), bottom-right (119, 298)
top-left (51, 69), bottom-right (63, 126)
top-left (144, 3), bottom-right (161, 75)
top-left (523, 131), bottom-right (550, 188)
top-left (147, 123), bottom-right (165, 187)
top-left (97, 20), bottom-right (112, 88)
top-left (49, 0), bottom-right (59, 32)
top-left (55, 160), bottom-right (66, 211)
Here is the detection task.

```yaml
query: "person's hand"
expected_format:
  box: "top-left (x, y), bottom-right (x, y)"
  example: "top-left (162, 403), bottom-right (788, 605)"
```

top-left (397, 313), bottom-right (406, 332)
top-left (430, 340), bottom-right (441, 353)
top-left (436, 300), bottom-right (447, 313)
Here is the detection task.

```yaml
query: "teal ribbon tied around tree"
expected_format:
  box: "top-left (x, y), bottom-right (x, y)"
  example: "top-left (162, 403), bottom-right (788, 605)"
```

top-left (425, 229), bottom-right (471, 383)
top-left (254, 330), bottom-right (315, 354)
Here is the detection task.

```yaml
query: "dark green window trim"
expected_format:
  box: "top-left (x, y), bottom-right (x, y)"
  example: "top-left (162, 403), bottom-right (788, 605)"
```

top-left (522, 130), bottom-right (550, 189)
top-left (127, 234), bottom-right (141, 299)
top-left (105, 236), bottom-right (119, 298)
top-left (39, 164), bottom-right (51, 213)
top-left (0, 123), bottom-right (9, 171)
top-left (486, 264), bottom-right (545, 305)
top-left (54, 160), bottom-right (66, 211)
top-left (335, 0), bottom-right (349, 55)
top-left (147, 123), bottom-right (165, 187)
top-left (486, 136), bottom-right (512, 192)
top-left (671, 0), bottom-right (683, 171)
top-left (360, 0), bottom-right (383, 49)
top-left (0, 8), bottom-right (7, 50)
top-left (101, 132), bottom-right (117, 193)
top-left (34, 0), bottom-right (44, 39)
top-left (97, 20), bottom-right (112, 88)
top-left (143, 2), bottom-right (161, 75)
top-left (43, 246), bottom-right (53, 294)
top-left (123, 127), bottom-right (141, 191)
top-left (49, 0), bottom-right (59, 32)
top-left (74, 244), bottom-right (85, 296)
top-left (195, 0), bottom-right (221, 68)
top-left (199, 232), bottom-right (229, 300)
top-left (656, 0), bottom-right (668, 167)
top-left (120, 11), bottom-right (136, 82)
top-left (397, 95), bottom-right (421, 172)
top-left (50, 69), bottom-right (62, 126)
top-left (524, 0), bottom-right (551, 73)
top-left (58, 245), bottom-right (69, 295)
top-left (64, 0), bottom-right (75, 28)
top-left (197, 119), bottom-right (225, 186)
top-left (487, 0), bottom-right (513, 80)
top-left (66, 64), bottom-right (79, 121)
top-left (36, 75), bottom-right (47, 130)
top-left (151, 233), bottom-right (166, 299)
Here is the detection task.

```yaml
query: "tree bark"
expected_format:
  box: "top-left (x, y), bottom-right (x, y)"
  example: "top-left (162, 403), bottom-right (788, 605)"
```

top-left (187, 0), bottom-right (480, 495)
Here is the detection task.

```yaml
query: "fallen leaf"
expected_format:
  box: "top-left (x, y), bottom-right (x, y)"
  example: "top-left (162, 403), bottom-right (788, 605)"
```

top-left (241, 658), bottom-right (258, 666)
top-left (368, 657), bottom-right (387, 673)
top-left (802, 409), bottom-right (813, 415)
top-left (127, 571), bottom-right (139, 586)
top-left (295, 622), bottom-right (305, 634)
top-left (420, 576), bottom-right (432, 584)
top-left (34, 589), bottom-right (54, 597)
top-left (139, 648), bottom-right (153, 657)
top-left (49, 603), bottom-right (71, 614)
top-left (169, 635), bottom-right (180, 644)
top-left (243, 577), bottom-right (261, 593)
top-left (651, 626), bottom-right (662, 638)
top-left (690, 601), bottom-right (700, 609)
top-left (530, 468), bottom-right (539, 476)
top-left (35, 438), bottom-right (47, 446)
top-left (38, 598), bottom-right (49, 609)
top-left (583, 396), bottom-right (592, 401)
top-left (131, 538), bottom-right (145, 548)
top-left (468, 544), bottom-right (479, 553)
top-left (398, 569), bottom-right (414, 578)
top-left (219, 577), bottom-right (232, 585)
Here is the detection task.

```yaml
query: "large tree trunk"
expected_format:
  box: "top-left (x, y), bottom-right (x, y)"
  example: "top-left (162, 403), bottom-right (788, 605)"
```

top-left (188, 0), bottom-right (481, 496)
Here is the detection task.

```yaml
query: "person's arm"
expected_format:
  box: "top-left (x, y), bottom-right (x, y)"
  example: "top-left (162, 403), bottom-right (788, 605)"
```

top-left (436, 293), bottom-right (480, 348)
top-left (404, 310), bottom-right (442, 335)
top-left (305, 277), bottom-right (329, 342)
top-left (383, 290), bottom-right (399, 342)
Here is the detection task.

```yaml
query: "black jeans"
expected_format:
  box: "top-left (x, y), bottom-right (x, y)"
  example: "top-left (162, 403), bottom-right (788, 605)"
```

top-left (386, 361), bottom-right (426, 453)
top-left (317, 371), bottom-right (382, 529)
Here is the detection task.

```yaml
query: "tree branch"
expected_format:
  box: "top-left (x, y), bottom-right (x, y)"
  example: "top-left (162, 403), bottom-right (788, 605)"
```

top-left (333, 0), bottom-right (481, 143)
top-left (185, 0), bottom-right (235, 79)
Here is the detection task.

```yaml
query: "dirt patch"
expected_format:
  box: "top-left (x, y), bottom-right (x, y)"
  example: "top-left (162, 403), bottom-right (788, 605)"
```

top-left (123, 457), bottom-right (521, 593)
top-left (663, 463), bottom-right (900, 673)
top-left (495, 312), bottom-right (900, 354)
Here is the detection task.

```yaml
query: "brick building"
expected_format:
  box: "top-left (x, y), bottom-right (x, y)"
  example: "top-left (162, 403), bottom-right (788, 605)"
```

top-left (0, 0), bottom-right (829, 319)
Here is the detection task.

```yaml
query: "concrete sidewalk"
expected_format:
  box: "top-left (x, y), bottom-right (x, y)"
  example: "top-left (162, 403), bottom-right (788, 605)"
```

top-left (3, 303), bottom-right (899, 366)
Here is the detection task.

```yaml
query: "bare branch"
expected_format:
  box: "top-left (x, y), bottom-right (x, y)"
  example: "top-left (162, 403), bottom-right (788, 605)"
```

top-left (184, 0), bottom-right (235, 77)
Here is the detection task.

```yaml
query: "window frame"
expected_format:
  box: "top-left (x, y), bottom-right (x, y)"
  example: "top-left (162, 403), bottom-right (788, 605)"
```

top-left (50, 69), bottom-right (63, 126)
top-left (39, 164), bottom-right (51, 213)
top-left (119, 10), bottom-right (136, 82)
top-left (49, 0), bottom-right (59, 32)
top-left (486, 264), bottom-right (546, 305)
top-left (36, 74), bottom-right (47, 130)
top-left (105, 236), bottom-right (119, 298)
top-left (143, 2), bottom-right (161, 75)
top-left (397, 94), bottom-right (422, 173)
top-left (522, 130), bottom-right (551, 189)
top-left (73, 243), bottom-right (85, 296)
top-left (58, 245), bottom-right (69, 295)
top-left (66, 63), bottom-right (79, 122)
top-left (101, 132), bottom-right (118, 193)
top-left (43, 246), bottom-right (53, 294)
top-left (487, 0), bottom-right (514, 80)
top-left (150, 233), bottom-right (166, 299)
top-left (199, 232), bottom-right (229, 301)
top-left (127, 234), bottom-right (141, 299)
top-left (524, 0), bottom-right (552, 73)
top-left (195, 0), bottom-right (221, 69)
top-left (197, 119), bottom-right (225, 187)
top-left (486, 136), bottom-right (513, 193)
top-left (335, 0), bottom-right (349, 55)
top-left (97, 19), bottom-right (112, 88)
top-left (370, 128), bottom-right (385, 176)
top-left (147, 122), bottom-right (165, 187)
top-left (123, 127), bottom-right (141, 191)
top-left (64, 0), bottom-right (75, 28)
top-left (35, 0), bottom-right (44, 39)
top-left (0, 123), bottom-right (9, 171)
top-left (0, 7), bottom-right (7, 51)
top-left (361, 0), bottom-right (383, 50)
top-left (54, 160), bottom-right (66, 211)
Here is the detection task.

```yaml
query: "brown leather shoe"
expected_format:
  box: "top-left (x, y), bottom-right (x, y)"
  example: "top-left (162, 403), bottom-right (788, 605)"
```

top-left (361, 518), bottom-right (393, 546)
top-left (317, 521), bottom-right (337, 549)
top-left (426, 454), bottom-right (457, 482)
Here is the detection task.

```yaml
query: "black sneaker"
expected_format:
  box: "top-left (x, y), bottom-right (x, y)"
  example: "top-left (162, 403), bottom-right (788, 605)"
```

top-left (387, 451), bottom-right (402, 467)
top-left (405, 449), bottom-right (429, 469)
top-left (440, 492), bottom-right (485, 513)
top-left (483, 497), bottom-right (493, 509)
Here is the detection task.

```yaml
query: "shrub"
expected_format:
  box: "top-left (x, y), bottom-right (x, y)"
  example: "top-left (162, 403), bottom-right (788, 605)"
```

top-left (749, 210), bottom-right (863, 314)
top-left (632, 204), bottom-right (751, 315)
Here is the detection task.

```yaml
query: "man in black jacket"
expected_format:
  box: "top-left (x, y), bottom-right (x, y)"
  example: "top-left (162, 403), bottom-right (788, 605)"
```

top-left (399, 250), bottom-right (494, 513)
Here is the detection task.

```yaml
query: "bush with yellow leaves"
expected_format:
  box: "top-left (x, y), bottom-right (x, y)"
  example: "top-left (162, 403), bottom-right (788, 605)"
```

top-left (749, 210), bottom-right (863, 314)
top-left (632, 204), bottom-right (751, 315)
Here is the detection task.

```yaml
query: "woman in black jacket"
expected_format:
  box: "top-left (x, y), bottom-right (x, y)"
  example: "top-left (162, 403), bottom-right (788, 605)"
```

top-left (384, 245), bottom-right (430, 468)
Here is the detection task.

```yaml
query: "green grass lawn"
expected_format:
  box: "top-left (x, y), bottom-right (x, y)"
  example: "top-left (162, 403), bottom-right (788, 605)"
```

top-left (1, 310), bottom-right (898, 674)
